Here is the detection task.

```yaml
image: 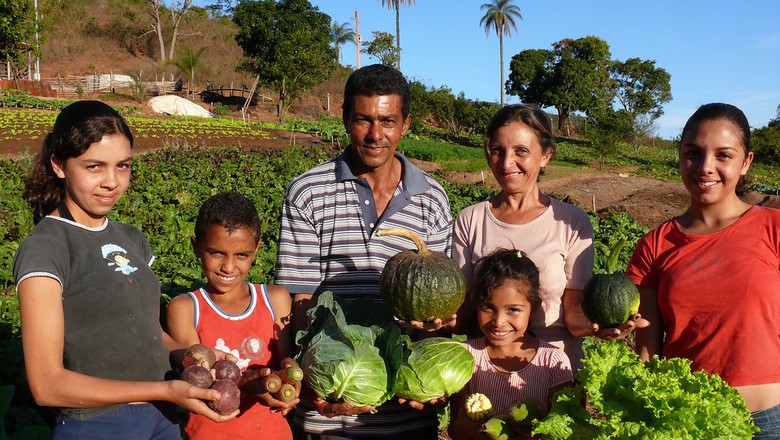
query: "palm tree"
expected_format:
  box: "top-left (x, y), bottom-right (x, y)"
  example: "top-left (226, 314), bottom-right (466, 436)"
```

top-left (480, 0), bottom-right (522, 106)
top-left (331, 21), bottom-right (356, 64)
top-left (170, 47), bottom-right (206, 100)
top-left (379, 0), bottom-right (416, 71)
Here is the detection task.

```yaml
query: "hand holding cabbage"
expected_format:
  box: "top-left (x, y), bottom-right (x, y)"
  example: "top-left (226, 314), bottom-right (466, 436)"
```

top-left (295, 292), bottom-right (474, 414)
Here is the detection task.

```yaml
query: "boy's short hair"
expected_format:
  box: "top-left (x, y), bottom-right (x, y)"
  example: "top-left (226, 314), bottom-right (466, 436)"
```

top-left (194, 192), bottom-right (261, 243)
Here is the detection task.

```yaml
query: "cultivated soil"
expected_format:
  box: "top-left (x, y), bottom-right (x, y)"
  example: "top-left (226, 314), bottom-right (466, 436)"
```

top-left (1, 111), bottom-right (776, 230)
top-left (409, 158), bottom-right (780, 229)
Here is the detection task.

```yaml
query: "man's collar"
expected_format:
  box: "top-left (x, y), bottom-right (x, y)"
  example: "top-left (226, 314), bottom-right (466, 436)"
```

top-left (335, 146), bottom-right (430, 195)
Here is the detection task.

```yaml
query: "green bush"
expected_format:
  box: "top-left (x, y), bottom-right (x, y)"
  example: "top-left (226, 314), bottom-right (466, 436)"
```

top-left (589, 211), bottom-right (649, 274)
top-left (752, 124), bottom-right (780, 166)
top-left (211, 102), bottom-right (231, 116)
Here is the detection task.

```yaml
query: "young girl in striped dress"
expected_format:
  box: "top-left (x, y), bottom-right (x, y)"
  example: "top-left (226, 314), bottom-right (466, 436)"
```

top-left (448, 248), bottom-right (574, 440)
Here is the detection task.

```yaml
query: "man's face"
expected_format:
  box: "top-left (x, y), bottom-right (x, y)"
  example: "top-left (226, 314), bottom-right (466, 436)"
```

top-left (345, 94), bottom-right (410, 172)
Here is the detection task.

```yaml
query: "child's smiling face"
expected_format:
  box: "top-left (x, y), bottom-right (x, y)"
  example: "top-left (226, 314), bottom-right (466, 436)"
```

top-left (477, 279), bottom-right (533, 347)
top-left (194, 224), bottom-right (260, 296)
top-left (51, 133), bottom-right (132, 227)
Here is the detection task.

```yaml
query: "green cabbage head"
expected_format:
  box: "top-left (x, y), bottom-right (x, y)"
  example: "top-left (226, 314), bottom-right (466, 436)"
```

top-left (394, 337), bottom-right (474, 402)
top-left (297, 292), bottom-right (399, 407)
top-left (300, 333), bottom-right (391, 407)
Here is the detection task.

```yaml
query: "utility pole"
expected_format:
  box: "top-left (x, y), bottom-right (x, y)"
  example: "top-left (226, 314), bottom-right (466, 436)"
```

top-left (34, 0), bottom-right (41, 80)
top-left (355, 10), bottom-right (361, 69)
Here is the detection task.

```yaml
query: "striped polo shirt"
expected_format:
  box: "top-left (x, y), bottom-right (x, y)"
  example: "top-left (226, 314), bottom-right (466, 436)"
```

top-left (274, 146), bottom-right (453, 299)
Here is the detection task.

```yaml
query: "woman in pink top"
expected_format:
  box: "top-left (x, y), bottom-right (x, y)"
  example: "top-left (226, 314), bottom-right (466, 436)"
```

top-left (453, 104), bottom-right (639, 369)
top-left (448, 248), bottom-right (573, 440)
top-left (627, 103), bottom-right (780, 437)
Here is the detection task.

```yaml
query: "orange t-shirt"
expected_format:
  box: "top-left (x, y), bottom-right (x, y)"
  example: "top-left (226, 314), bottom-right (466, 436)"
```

top-left (184, 283), bottom-right (292, 440)
top-left (627, 206), bottom-right (780, 387)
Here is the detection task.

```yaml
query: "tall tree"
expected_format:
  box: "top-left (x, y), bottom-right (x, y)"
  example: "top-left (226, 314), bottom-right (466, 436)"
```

top-left (330, 20), bottom-right (355, 64)
top-left (507, 36), bottom-right (614, 135)
top-left (379, 0), bottom-right (415, 71)
top-left (147, 0), bottom-right (193, 64)
top-left (362, 30), bottom-right (398, 67)
top-left (0, 0), bottom-right (31, 71)
top-left (771, 104), bottom-right (780, 127)
top-left (480, 0), bottom-right (522, 106)
top-left (234, 0), bottom-right (336, 121)
top-left (612, 57), bottom-right (672, 145)
top-left (612, 57), bottom-right (672, 120)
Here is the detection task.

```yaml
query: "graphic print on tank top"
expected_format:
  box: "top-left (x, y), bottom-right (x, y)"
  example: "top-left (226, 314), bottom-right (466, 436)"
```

top-left (191, 283), bottom-right (276, 371)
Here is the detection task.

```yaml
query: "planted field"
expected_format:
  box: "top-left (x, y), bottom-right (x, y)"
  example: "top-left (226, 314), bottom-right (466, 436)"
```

top-left (0, 107), bottom-right (319, 157)
top-left (0, 105), bottom-right (777, 438)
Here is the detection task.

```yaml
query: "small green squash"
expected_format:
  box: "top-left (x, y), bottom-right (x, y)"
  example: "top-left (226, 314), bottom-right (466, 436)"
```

top-left (377, 228), bottom-right (466, 322)
top-left (582, 272), bottom-right (640, 329)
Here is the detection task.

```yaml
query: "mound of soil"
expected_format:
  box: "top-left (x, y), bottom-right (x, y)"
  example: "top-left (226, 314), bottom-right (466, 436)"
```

top-left (410, 159), bottom-right (779, 229)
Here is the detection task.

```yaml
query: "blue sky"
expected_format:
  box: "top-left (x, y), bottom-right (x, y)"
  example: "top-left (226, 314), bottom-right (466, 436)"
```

top-left (306, 0), bottom-right (780, 140)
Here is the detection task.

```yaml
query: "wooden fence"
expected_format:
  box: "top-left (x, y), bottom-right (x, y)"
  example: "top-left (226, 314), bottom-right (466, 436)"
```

top-left (41, 73), bottom-right (179, 99)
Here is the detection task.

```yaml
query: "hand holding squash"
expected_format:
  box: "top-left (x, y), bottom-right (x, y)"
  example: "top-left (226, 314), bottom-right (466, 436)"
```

top-left (592, 313), bottom-right (649, 340)
top-left (377, 228), bottom-right (466, 324)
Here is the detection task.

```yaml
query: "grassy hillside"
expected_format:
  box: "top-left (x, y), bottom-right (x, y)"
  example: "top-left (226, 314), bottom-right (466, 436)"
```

top-left (39, 0), bottom-right (252, 92)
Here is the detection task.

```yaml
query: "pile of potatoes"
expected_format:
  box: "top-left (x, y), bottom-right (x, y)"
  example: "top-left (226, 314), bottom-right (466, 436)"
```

top-left (180, 343), bottom-right (302, 415)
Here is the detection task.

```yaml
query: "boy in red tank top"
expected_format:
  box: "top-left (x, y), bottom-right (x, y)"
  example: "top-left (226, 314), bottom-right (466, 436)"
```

top-left (166, 191), bottom-right (297, 440)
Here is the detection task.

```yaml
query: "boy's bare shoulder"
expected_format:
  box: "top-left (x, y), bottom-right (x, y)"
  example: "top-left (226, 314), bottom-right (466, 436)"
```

top-left (265, 284), bottom-right (291, 297)
top-left (168, 291), bottom-right (195, 310)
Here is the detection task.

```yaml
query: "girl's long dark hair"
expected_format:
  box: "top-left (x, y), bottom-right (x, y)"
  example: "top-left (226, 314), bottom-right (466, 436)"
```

top-left (24, 100), bottom-right (133, 223)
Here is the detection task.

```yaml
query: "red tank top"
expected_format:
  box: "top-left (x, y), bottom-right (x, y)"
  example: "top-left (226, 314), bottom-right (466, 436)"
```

top-left (184, 283), bottom-right (292, 440)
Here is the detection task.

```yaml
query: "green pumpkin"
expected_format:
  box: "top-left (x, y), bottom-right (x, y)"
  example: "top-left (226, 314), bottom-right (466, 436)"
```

top-left (377, 228), bottom-right (466, 322)
top-left (582, 272), bottom-right (640, 328)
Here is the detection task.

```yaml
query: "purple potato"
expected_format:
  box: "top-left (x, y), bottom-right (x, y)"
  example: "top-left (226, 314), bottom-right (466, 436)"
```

top-left (213, 359), bottom-right (241, 384)
top-left (183, 343), bottom-right (216, 370)
top-left (208, 379), bottom-right (241, 415)
top-left (180, 365), bottom-right (214, 389)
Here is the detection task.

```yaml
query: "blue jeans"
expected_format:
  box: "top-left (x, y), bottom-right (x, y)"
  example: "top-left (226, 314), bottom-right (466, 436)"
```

top-left (53, 403), bottom-right (179, 440)
top-left (753, 403), bottom-right (780, 439)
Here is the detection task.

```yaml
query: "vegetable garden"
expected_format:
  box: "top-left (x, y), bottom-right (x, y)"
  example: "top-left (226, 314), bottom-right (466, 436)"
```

top-left (0, 101), bottom-right (776, 438)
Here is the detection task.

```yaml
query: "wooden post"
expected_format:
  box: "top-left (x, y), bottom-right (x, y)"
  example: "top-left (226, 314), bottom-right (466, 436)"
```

top-left (241, 75), bottom-right (260, 123)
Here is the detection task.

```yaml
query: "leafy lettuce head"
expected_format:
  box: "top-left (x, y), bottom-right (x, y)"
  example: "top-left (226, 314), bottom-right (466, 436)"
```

top-left (532, 338), bottom-right (759, 439)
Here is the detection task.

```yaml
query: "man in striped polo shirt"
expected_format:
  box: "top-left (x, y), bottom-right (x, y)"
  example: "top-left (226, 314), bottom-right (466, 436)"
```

top-left (274, 64), bottom-right (453, 439)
